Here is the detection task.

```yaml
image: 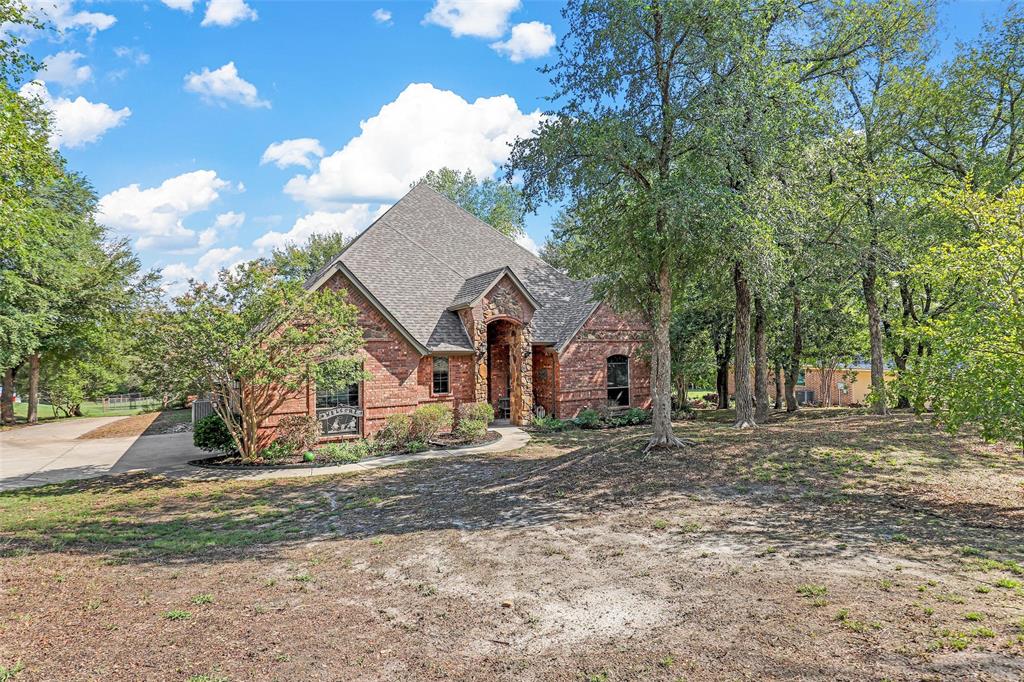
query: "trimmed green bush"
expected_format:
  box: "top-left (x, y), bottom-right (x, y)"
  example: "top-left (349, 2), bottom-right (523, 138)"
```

top-left (377, 413), bottom-right (412, 448)
top-left (259, 440), bottom-right (292, 463)
top-left (405, 439), bottom-right (429, 453)
top-left (532, 415), bottom-right (578, 432)
top-left (457, 401), bottom-right (495, 424)
top-left (275, 414), bottom-right (321, 453)
top-left (455, 418), bottom-right (487, 440)
top-left (622, 407), bottom-right (651, 424)
top-left (574, 408), bottom-right (602, 429)
top-left (193, 414), bottom-right (235, 454)
top-left (316, 440), bottom-right (372, 464)
top-left (410, 403), bottom-right (454, 440)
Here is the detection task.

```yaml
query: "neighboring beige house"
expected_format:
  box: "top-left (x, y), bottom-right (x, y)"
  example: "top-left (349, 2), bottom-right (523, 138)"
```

top-left (728, 362), bottom-right (893, 407)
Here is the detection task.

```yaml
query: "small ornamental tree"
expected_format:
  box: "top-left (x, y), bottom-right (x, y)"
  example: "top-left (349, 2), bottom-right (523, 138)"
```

top-left (167, 261), bottom-right (365, 460)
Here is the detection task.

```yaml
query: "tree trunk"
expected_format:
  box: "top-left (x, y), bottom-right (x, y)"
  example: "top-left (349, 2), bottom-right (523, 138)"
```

top-left (27, 354), bottom-right (40, 424)
top-left (785, 284), bottom-right (801, 413)
top-left (715, 320), bottom-right (732, 409)
top-left (647, 260), bottom-right (686, 450)
top-left (773, 362), bottom-right (783, 409)
top-left (674, 372), bottom-right (688, 411)
top-left (1, 368), bottom-right (15, 425)
top-left (862, 252), bottom-right (887, 415)
top-left (733, 261), bottom-right (755, 428)
top-left (754, 295), bottom-right (769, 423)
top-left (892, 279), bottom-right (914, 409)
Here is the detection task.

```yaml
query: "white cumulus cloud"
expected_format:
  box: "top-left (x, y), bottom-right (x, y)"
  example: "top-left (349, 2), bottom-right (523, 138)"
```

top-left (261, 138), bottom-right (324, 169)
top-left (161, 0), bottom-right (196, 11)
top-left (201, 0), bottom-right (257, 27)
top-left (515, 232), bottom-right (539, 255)
top-left (39, 51), bottom-right (91, 87)
top-left (490, 21), bottom-right (555, 62)
top-left (423, 0), bottom-right (519, 38)
top-left (184, 62), bottom-right (269, 108)
top-left (372, 8), bottom-right (392, 24)
top-left (97, 170), bottom-right (231, 249)
top-left (162, 246), bottom-right (246, 296)
top-left (27, 0), bottom-right (116, 35)
top-left (19, 81), bottom-right (130, 149)
top-left (114, 46), bottom-right (150, 65)
top-left (284, 83), bottom-right (541, 205)
top-left (213, 211), bottom-right (245, 229)
top-left (253, 205), bottom-right (388, 252)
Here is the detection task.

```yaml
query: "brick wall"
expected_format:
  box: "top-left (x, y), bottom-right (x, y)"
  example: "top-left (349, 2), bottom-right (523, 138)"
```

top-left (259, 276), bottom-right (651, 443)
top-left (555, 303), bottom-right (651, 418)
top-left (260, 271), bottom-right (475, 443)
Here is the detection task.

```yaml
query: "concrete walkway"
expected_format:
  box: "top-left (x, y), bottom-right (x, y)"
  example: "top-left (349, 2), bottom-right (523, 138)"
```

top-left (169, 425), bottom-right (531, 483)
top-left (0, 419), bottom-right (529, 491)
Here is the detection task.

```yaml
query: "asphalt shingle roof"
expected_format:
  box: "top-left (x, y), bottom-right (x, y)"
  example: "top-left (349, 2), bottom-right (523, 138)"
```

top-left (307, 184), bottom-right (600, 353)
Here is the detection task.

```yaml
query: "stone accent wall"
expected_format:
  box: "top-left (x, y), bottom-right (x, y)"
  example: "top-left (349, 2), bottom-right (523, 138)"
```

top-left (458, 274), bottom-right (536, 425)
top-left (555, 303), bottom-right (651, 418)
top-left (509, 322), bottom-right (533, 423)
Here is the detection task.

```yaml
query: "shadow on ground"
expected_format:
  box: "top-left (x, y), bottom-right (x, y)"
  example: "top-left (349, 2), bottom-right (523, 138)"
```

top-left (1, 413), bottom-right (1020, 569)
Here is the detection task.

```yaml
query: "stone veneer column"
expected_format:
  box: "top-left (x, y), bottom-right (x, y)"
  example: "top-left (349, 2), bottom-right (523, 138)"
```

top-left (509, 323), bottom-right (533, 425)
top-left (458, 308), bottom-right (488, 404)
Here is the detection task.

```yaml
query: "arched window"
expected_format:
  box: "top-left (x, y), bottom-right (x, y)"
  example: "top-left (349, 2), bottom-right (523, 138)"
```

top-left (607, 355), bottom-right (630, 407)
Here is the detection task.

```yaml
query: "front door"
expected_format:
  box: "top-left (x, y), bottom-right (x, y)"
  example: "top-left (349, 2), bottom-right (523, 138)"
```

top-left (316, 382), bottom-right (362, 436)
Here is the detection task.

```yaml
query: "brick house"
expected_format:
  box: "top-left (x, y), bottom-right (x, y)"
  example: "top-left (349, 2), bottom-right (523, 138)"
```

top-left (262, 184), bottom-right (651, 442)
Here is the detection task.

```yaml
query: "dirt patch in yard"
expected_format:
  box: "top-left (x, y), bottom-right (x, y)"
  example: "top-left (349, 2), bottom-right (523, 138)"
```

top-left (1, 413), bottom-right (1022, 681)
top-left (77, 409), bottom-right (191, 440)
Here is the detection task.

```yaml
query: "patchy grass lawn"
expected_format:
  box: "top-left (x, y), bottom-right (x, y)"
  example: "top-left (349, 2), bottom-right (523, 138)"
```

top-left (0, 414), bottom-right (1021, 681)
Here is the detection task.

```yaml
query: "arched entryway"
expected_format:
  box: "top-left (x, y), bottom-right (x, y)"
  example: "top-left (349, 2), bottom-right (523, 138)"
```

top-left (484, 318), bottom-right (532, 424)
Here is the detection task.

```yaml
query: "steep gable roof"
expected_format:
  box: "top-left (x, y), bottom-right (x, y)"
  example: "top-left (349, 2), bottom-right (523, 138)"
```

top-left (307, 183), bottom-right (600, 352)
top-left (447, 267), bottom-right (540, 312)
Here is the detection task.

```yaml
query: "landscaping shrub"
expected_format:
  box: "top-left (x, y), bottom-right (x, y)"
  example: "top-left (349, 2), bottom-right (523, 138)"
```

top-left (531, 414), bottom-right (572, 432)
top-left (377, 413), bottom-right (413, 448)
top-left (193, 414), bottom-right (235, 454)
top-left (405, 439), bottom-right (429, 453)
top-left (574, 408), bottom-right (602, 429)
top-left (316, 440), bottom-right (372, 464)
top-left (259, 440), bottom-right (292, 463)
top-left (455, 418), bottom-right (487, 441)
top-left (457, 401), bottom-right (495, 425)
top-left (275, 414), bottom-right (321, 453)
top-left (410, 403), bottom-right (453, 440)
top-left (621, 407), bottom-right (651, 425)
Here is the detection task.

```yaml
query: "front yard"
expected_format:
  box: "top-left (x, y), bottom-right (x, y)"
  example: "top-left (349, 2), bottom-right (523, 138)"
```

top-left (0, 413), bottom-right (1022, 680)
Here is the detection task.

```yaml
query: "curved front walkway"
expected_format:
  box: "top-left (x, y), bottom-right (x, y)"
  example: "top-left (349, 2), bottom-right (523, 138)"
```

top-left (0, 423), bottom-right (530, 490)
top-left (190, 425), bottom-right (531, 483)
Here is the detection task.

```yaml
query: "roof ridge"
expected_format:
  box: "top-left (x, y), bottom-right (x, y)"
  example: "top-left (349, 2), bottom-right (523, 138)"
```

top-left (411, 182), bottom-right (554, 273)
top-left (303, 199), bottom-right (403, 289)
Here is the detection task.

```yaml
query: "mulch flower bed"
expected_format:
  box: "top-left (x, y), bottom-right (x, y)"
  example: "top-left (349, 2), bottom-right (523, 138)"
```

top-left (189, 430), bottom-right (502, 469)
top-left (428, 429), bottom-right (501, 449)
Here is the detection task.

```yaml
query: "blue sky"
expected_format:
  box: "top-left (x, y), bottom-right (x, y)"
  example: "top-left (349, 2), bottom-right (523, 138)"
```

top-left (19, 0), bottom-right (1009, 293)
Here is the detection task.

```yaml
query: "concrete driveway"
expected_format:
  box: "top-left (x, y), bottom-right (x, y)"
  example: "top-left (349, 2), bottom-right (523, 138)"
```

top-left (0, 417), bottom-right (205, 491)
